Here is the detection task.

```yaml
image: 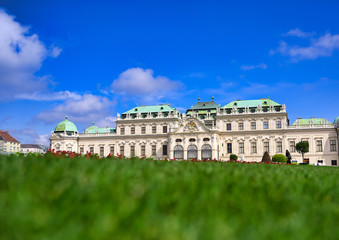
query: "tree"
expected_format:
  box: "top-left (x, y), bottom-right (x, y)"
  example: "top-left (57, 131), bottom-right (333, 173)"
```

top-left (296, 141), bottom-right (309, 163)
top-left (230, 154), bottom-right (238, 161)
top-left (262, 151), bottom-right (271, 162)
top-left (286, 150), bottom-right (292, 164)
top-left (272, 154), bottom-right (287, 163)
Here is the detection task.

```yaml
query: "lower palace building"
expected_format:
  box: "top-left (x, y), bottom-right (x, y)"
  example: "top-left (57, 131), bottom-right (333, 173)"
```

top-left (50, 98), bottom-right (339, 166)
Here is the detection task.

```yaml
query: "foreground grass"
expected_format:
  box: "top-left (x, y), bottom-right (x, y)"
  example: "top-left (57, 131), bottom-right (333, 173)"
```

top-left (0, 154), bottom-right (338, 240)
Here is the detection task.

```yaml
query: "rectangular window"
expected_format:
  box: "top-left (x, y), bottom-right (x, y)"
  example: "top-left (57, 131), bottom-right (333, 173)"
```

top-left (141, 126), bottom-right (146, 134)
top-left (120, 127), bottom-right (125, 135)
top-left (316, 140), bottom-right (323, 152)
top-left (238, 122), bottom-right (244, 130)
top-left (120, 146), bottom-right (124, 156)
top-left (80, 147), bottom-right (84, 154)
top-left (276, 121), bottom-right (282, 129)
top-left (130, 146), bottom-right (135, 156)
top-left (239, 142), bottom-right (244, 154)
top-left (100, 146), bottom-right (104, 156)
top-left (264, 142), bottom-right (269, 152)
top-left (141, 145), bottom-right (145, 156)
top-left (227, 123), bottom-right (232, 131)
top-left (301, 138), bottom-right (309, 143)
top-left (67, 147), bottom-right (72, 152)
top-left (317, 160), bottom-right (323, 165)
top-left (290, 141), bottom-right (296, 152)
top-left (110, 146), bottom-right (114, 155)
top-left (263, 121), bottom-right (269, 129)
top-left (162, 145), bottom-right (168, 155)
top-left (331, 160), bottom-right (337, 166)
top-left (227, 143), bottom-right (232, 153)
top-left (131, 127), bottom-right (135, 135)
top-left (152, 145), bottom-right (156, 156)
top-left (152, 126), bottom-right (156, 134)
top-left (330, 140), bottom-right (336, 151)
top-left (89, 146), bottom-right (94, 154)
top-left (163, 126), bottom-right (167, 133)
top-left (251, 122), bottom-right (256, 130)
top-left (277, 141), bottom-right (282, 153)
top-left (251, 142), bottom-right (257, 153)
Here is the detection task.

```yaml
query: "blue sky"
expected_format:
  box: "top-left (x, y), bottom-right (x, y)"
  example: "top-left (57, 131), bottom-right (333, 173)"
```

top-left (1, 0), bottom-right (339, 145)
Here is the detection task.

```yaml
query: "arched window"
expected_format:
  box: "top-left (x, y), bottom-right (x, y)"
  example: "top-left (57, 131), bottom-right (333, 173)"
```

top-left (187, 145), bottom-right (198, 159)
top-left (174, 145), bottom-right (184, 159)
top-left (201, 144), bottom-right (212, 160)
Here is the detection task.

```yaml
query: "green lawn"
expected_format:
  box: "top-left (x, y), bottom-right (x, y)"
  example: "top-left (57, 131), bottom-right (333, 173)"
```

top-left (0, 154), bottom-right (339, 240)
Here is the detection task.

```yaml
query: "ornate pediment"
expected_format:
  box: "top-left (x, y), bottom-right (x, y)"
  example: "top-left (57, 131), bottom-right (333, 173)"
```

top-left (183, 120), bottom-right (199, 132)
top-left (172, 118), bottom-right (212, 134)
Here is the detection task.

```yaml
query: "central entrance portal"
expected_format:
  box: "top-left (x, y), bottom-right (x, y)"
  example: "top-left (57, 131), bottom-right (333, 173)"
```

top-left (187, 145), bottom-right (198, 159)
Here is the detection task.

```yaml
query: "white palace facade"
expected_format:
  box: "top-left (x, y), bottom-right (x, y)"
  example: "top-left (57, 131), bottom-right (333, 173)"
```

top-left (50, 98), bottom-right (339, 166)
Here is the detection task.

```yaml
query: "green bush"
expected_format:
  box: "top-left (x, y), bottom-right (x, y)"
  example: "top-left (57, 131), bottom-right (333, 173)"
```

top-left (272, 154), bottom-right (287, 163)
top-left (230, 154), bottom-right (238, 161)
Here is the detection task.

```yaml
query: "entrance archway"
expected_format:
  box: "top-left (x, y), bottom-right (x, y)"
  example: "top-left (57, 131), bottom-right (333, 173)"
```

top-left (201, 144), bottom-right (212, 160)
top-left (187, 145), bottom-right (198, 159)
top-left (174, 145), bottom-right (184, 159)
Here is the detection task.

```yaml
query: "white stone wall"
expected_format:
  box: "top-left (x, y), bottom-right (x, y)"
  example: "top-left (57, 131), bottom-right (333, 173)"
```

top-left (50, 111), bottom-right (338, 165)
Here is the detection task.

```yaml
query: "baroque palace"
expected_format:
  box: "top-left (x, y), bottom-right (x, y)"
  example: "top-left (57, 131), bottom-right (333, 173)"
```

top-left (50, 98), bottom-right (339, 166)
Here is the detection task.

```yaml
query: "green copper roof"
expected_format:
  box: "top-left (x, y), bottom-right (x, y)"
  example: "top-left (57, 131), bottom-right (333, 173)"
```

top-left (54, 117), bottom-right (78, 132)
top-left (292, 118), bottom-right (332, 126)
top-left (85, 122), bottom-right (99, 132)
top-left (333, 117), bottom-right (339, 124)
top-left (85, 127), bottom-right (116, 134)
top-left (123, 104), bottom-right (175, 114)
top-left (188, 101), bottom-right (221, 110)
top-left (223, 98), bottom-right (281, 108)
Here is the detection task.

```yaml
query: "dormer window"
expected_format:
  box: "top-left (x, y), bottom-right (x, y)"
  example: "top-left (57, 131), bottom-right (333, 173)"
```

top-left (135, 108), bottom-right (138, 111)
top-left (203, 104), bottom-right (206, 106)
top-left (234, 103), bottom-right (237, 106)
top-left (263, 101), bottom-right (267, 105)
top-left (160, 107), bottom-right (164, 110)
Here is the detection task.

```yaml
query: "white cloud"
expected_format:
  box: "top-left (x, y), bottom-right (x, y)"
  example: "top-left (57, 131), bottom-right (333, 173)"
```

top-left (111, 68), bottom-right (182, 99)
top-left (284, 28), bottom-right (315, 38)
top-left (37, 94), bottom-right (116, 127)
top-left (15, 90), bottom-right (82, 101)
top-left (96, 116), bottom-right (117, 128)
top-left (241, 63), bottom-right (267, 71)
top-left (49, 46), bottom-right (62, 58)
top-left (9, 128), bottom-right (50, 146)
top-left (271, 32), bottom-right (339, 61)
top-left (0, 9), bottom-right (61, 100)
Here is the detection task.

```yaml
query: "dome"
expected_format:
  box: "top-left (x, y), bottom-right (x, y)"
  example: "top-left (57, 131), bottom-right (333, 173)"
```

top-left (334, 117), bottom-right (339, 124)
top-left (54, 116), bottom-right (78, 134)
top-left (85, 122), bottom-right (99, 133)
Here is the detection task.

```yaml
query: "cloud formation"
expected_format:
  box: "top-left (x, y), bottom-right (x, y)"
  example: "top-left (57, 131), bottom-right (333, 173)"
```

top-left (271, 30), bottom-right (339, 61)
top-left (37, 94), bottom-right (116, 127)
top-left (10, 127), bottom-right (50, 146)
top-left (241, 63), bottom-right (267, 71)
top-left (15, 91), bottom-right (82, 101)
top-left (284, 28), bottom-right (315, 38)
top-left (0, 9), bottom-right (61, 100)
top-left (111, 68), bottom-right (182, 100)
